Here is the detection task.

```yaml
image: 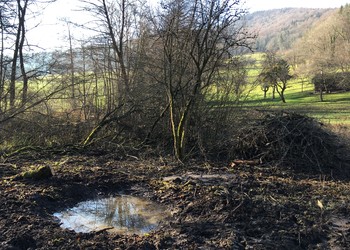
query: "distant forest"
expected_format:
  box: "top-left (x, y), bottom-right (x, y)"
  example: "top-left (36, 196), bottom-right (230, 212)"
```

top-left (244, 8), bottom-right (335, 52)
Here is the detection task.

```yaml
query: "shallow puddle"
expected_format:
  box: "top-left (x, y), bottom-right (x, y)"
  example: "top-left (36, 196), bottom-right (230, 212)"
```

top-left (53, 195), bottom-right (168, 234)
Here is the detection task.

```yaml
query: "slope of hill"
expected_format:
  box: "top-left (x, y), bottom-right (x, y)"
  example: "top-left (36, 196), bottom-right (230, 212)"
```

top-left (244, 8), bottom-right (335, 52)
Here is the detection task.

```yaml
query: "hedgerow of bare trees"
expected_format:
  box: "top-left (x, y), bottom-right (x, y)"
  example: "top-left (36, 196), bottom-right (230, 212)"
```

top-left (71, 0), bottom-right (253, 160)
top-left (0, 0), bottom-right (254, 161)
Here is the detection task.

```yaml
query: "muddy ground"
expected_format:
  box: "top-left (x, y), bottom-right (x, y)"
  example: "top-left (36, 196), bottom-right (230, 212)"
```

top-left (1, 153), bottom-right (350, 249)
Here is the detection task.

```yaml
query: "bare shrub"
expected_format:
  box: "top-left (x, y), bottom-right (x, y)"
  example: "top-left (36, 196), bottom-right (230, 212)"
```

top-left (0, 113), bottom-right (91, 151)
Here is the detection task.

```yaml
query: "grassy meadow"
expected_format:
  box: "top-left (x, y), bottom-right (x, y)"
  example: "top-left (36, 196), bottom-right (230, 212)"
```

top-left (241, 53), bottom-right (350, 127)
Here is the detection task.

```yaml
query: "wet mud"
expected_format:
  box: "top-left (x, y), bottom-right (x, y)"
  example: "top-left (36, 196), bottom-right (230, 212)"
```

top-left (1, 154), bottom-right (350, 249)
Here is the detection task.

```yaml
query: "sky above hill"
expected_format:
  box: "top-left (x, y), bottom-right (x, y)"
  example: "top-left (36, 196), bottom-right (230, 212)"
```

top-left (244, 0), bottom-right (350, 12)
top-left (26, 0), bottom-right (350, 51)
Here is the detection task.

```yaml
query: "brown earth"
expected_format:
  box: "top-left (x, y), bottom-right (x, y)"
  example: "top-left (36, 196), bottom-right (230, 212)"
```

top-left (1, 153), bottom-right (350, 249)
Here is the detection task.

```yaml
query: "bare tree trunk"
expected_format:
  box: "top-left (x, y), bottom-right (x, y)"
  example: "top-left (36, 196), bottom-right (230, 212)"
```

top-left (10, 21), bottom-right (21, 108)
top-left (102, 0), bottom-right (130, 100)
top-left (19, 1), bottom-right (28, 105)
top-left (320, 73), bottom-right (325, 102)
top-left (276, 82), bottom-right (287, 103)
top-left (272, 84), bottom-right (276, 100)
top-left (67, 23), bottom-right (75, 100)
top-left (10, 0), bottom-right (29, 108)
top-left (0, 9), bottom-right (5, 111)
top-left (81, 45), bottom-right (88, 120)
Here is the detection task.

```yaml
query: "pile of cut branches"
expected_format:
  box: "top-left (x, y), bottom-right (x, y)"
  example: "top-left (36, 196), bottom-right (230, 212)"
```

top-left (235, 111), bottom-right (349, 175)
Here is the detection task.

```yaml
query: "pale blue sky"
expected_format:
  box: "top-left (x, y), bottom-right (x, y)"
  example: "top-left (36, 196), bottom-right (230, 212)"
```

top-left (27, 0), bottom-right (350, 51)
top-left (244, 0), bottom-right (350, 13)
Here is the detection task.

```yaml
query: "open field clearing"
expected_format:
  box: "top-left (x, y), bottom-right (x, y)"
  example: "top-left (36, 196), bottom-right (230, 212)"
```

top-left (242, 58), bottom-right (350, 127)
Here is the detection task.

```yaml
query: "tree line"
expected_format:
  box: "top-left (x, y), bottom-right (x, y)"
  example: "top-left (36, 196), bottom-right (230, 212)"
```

top-left (0, 0), bottom-right (254, 161)
top-left (288, 4), bottom-right (350, 100)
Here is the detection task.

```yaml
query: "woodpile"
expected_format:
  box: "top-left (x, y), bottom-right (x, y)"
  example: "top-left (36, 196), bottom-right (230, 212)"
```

top-left (234, 111), bottom-right (349, 175)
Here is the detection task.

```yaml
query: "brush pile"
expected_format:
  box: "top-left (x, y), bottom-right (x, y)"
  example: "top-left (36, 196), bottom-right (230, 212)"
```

top-left (235, 111), bottom-right (349, 175)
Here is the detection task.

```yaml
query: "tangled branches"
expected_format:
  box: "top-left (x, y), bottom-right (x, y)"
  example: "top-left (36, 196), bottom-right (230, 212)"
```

top-left (235, 111), bottom-right (349, 175)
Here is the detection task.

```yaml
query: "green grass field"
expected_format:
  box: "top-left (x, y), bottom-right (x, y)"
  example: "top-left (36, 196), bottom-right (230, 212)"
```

top-left (242, 61), bottom-right (350, 126)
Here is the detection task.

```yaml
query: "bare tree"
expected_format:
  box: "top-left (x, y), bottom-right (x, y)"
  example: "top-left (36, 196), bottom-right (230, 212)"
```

top-left (9, 0), bottom-right (29, 108)
top-left (259, 52), bottom-right (292, 103)
top-left (66, 20), bottom-right (76, 100)
top-left (146, 0), bottom-right (252, 160)
top-left (80, 0), bottom-right (143, 103)
top-left (2, 0), bottom-right (57, 108)
top-left (292, 8), bottom-right (345, 91)
top-left (0, 1), bottom-right (13, 112)
top-left (79, 0), bottom-right (146, 145)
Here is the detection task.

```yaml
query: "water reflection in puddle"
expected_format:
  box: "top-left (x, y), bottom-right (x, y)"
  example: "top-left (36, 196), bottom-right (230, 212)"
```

top-left (53, 195), bottom-right (168, 234)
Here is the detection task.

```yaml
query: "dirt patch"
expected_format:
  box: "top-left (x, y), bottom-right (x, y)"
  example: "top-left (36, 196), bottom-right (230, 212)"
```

top-left (1, 154), bottom-right (350, 249)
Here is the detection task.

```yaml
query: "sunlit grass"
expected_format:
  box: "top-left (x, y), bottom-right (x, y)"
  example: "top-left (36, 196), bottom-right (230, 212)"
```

top-left (241, 55), bottom-right (350, 127)
top-left (243, 83), bottom-right (350, 126)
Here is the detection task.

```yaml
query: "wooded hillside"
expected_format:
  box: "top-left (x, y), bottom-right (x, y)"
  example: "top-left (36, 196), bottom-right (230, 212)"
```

top-left (245, 8), bottom-right (335, 52)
